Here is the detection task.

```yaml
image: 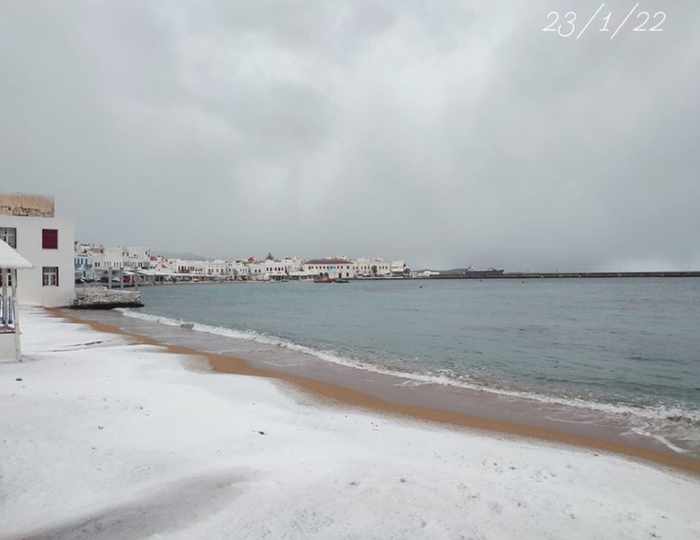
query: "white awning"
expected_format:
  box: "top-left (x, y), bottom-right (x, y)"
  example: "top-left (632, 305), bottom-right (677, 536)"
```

top-left (0, 239), bottom-right (32, 269)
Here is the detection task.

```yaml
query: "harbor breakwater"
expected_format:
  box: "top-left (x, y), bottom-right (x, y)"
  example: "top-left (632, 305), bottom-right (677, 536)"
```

top-left (423, 271), bottom-right (700, 280)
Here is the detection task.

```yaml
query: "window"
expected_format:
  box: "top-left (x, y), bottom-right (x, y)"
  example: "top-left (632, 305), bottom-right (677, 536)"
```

top-left (0, 227), bottom-right (17, 248)
top-left (42, 229), bottom-right (58, 249)
top-left (42, 266), bottom-right (59, 287)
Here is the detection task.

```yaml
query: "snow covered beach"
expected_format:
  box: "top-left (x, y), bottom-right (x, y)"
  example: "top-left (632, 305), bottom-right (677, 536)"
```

top-left (1, 309), bottom-right (699, 539)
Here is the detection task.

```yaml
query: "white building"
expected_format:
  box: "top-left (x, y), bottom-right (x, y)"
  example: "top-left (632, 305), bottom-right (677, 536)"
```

top-left (391, 260), bottom-right (409, 276)
top-left (303, 258), bottom-right (355, 279)
top-left (205, 260), bottom-right (228, 277)
top-left (262, 257), bottom-right (289, 280)
top-left (91, 247), bottom-right (125, 272)
top-left (0, 194), bottom-right (75, 307)
top-left (281, 256), bottom-right (304, 272)
top-left (135, 255), bottom-right (176, 283)
top-left (150, 256), bottom-right (177, 274)
top-left (226, 260), bottom-right (247, 279)
top-left (123, 247), bottom-right (151, 269)
top-left (86, 246), bottom-right (151, 277)
top-left (353, 257), bottom-right (391, 277)
top-left (247, 260), bottom-right (269, 280)
top-left (174, 259), bottom-right (203, 275)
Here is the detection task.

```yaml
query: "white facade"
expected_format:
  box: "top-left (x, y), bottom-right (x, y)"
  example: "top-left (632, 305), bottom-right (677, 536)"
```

top-left (391, 260), bottom-right (408, 276)
top-left (83, 245), bottom-right (152, 278)
top-left (123, 247), bottom-right (151, 269)
top-left (205, 260), bottom-right (227, 276)
top-left (0, 215), bottom-right (75, 307)
top-left (353, 258), bottom-right (391, 277)
top-left (303, 258), bottom-right (355, 279)
top-left (247, 261), bottom-right (269, 280)
top-left (150, 256), bottom-right (177, 274)
top-left (261, 258), bottom-right (291, 280)
top-left (281, 257), bottom-right (303, 273)
top-left (175, 259), bottom-right (206, 275)
top-left (226, 260), bottom-right (247, 279)
top-left (92, 247), bottom-right (125, 271)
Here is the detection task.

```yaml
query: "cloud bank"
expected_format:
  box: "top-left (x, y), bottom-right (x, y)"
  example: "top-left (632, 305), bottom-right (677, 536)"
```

top-left (2, 1), bottom-right (698, 269)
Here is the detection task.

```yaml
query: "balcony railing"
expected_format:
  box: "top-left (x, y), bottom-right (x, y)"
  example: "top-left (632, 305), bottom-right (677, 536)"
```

top-left (0, 294), bottom-right (16, 333)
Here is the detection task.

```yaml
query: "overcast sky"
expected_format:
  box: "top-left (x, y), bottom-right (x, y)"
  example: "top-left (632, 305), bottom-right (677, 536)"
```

top-left (2, 1), bottom-right (698, 270)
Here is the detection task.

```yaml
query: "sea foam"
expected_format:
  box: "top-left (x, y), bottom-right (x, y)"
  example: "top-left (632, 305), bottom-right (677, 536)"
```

top-left (117, 307), bottom-right (700, 450)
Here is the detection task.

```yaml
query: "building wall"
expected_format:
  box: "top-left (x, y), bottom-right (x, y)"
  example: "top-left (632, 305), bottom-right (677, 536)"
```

top-left (353, 258), bottom-right (391, 276)
top-left (123, 247), bottom-right (151, 269)
top-left (391, 260), bottom-right (408, 275)
top-left (303, 261), bottom-right (355, 279)
top-left (0, 215), bottom-right (75, 307)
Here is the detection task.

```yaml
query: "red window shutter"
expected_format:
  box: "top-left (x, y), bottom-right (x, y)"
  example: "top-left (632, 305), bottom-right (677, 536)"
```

top-left (42, 229), bottom-right (58, 249)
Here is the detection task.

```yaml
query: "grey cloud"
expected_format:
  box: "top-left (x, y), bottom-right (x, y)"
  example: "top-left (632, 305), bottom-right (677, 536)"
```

top-left (1, 1), bottom-right (698, 270)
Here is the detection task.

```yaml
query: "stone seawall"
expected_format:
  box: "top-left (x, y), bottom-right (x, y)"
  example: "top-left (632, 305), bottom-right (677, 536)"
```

top-left (73, 287), bottom-right (144, 309)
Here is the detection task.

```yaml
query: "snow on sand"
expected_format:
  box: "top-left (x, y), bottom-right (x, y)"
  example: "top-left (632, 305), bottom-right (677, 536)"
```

top-left (1, 309), bottom-right (699, 539)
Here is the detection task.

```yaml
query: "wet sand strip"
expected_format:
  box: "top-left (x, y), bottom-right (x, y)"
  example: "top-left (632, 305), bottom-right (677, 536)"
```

top-left (50, 308), bottom-right (700, 476)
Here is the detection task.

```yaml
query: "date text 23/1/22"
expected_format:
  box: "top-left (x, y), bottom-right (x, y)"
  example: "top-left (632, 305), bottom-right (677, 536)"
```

top-left (542, 4), bottom-right (665, 40)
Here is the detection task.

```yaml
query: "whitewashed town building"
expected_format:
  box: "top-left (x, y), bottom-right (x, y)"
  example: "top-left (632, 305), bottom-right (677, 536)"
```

top-left (0, 194), bottom-right (75, 307)
top-left (303, 258), bottom-right (355, 280)
top-left (353, 257), bottom-right (391, 277)
top-left (390, 260), bottom-right (409, 276)
top-left (123, 247), bottom-right (151, 269)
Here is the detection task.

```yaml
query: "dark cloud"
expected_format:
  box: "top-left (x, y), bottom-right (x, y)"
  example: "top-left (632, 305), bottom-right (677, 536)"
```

top-left (2, 1), bottom-right (698, 269)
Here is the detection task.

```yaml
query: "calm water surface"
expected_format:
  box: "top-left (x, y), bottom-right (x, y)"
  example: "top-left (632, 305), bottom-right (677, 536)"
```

top-left (132, 278), bottom-right (700, 422)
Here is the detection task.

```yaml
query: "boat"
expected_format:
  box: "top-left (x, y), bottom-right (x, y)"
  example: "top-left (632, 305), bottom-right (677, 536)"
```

top-left (313, 272), bottom-right (333, 283)
top-left (313, 276), bottom-right (351, 283)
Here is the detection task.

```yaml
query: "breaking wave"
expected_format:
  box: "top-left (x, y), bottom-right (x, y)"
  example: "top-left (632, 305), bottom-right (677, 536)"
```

top-left (118, 308), bottom-right (700, 453)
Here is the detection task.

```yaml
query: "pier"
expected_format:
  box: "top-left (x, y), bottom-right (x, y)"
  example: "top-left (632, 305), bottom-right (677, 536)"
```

top-left (424, 271), bottom-right (700, 280)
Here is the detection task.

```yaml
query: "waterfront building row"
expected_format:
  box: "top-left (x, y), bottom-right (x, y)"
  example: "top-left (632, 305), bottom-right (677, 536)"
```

top-left (2, 193), bottom-right (409, 305)
top-left (74, 246), bottom-right (410, 283)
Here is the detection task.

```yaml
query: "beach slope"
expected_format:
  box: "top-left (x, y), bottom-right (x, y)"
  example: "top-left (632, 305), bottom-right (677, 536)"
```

top-left (1, 309), bottom-right (698, 539)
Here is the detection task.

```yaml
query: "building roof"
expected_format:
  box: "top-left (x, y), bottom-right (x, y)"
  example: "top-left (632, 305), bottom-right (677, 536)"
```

top-left (304, 258), bottom-right (352, 265)
top-left (0, 239), bottom-right (32, 269)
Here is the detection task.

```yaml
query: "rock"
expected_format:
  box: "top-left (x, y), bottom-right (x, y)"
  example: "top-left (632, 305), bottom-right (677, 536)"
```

top-left (72, 287), bottom-right (144, 309)
top-left (15, 378), bottom-right (22, 382)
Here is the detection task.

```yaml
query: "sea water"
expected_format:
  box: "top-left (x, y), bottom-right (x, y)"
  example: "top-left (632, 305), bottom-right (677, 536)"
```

top-left (123, 278), bottom-right (700, 452)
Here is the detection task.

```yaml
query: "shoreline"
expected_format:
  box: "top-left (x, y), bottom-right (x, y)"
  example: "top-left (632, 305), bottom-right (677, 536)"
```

top-left (76, 273), bottom-right (700, 291)
top-left (53, 307), bottom-right (700, 476)
top-left (7, 307), bottom-right (700, 538)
